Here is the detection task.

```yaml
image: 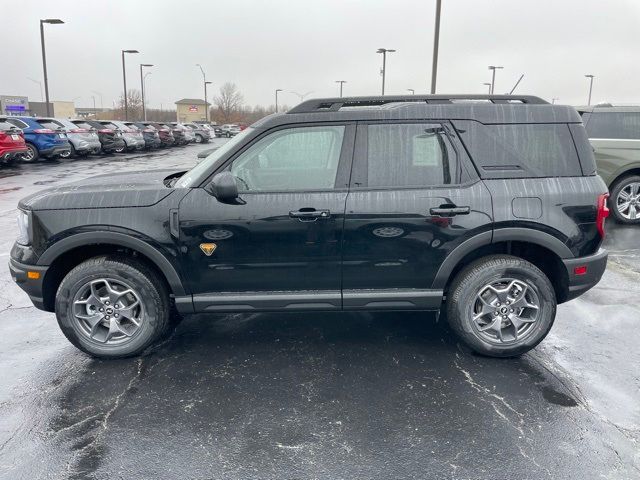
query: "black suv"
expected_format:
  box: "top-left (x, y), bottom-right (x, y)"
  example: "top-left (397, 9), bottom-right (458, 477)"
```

top-left (9, 95), bottom-right (609, 359)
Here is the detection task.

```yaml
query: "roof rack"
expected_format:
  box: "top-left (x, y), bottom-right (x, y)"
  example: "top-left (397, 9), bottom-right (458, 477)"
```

top-left (287, 94), bottom-right (548, 114)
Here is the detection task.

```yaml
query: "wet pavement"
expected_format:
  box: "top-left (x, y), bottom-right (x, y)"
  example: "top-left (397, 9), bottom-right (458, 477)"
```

top-left (0, 142), bottom-right (638, 479)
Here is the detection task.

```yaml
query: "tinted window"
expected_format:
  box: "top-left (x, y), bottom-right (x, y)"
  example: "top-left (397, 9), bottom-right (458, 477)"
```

top-left (364, 123), bottom-right (458, 187)
top-left (73, 121), bottom-right (93, 129)
top-left (37, 120), bottom-right (63, 130)
top-left (584, 112), bottom-right (640, 139)
top-left (6, 119), bottom-right (29, 129)
top-left (453, 121), bottom-right (581, 178)
top-left (230, 126), bottom-right (345, 192)
top-left (0, 119), bottom-right (15, 131)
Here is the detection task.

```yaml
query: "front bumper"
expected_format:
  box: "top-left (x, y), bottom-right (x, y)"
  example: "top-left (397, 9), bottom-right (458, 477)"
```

top-left (562, 248), bottom-right (608, 302)
top-left (9, 257), bottom-right (48, 311)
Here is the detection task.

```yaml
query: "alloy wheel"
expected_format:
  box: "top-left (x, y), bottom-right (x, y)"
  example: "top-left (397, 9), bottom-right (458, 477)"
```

top-left (616, 182), bottom-right (640, 220)
top-left (72, 278), bottom-right (145, 344)
top-left (22, 146), bottom-right (36, 162)
top-left (471, 278), bottom-right (540, 344)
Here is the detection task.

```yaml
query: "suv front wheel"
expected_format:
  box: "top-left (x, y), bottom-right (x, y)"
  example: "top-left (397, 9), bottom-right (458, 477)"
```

top-left (55, 255), bottom-right (171, 358)
top-left (610, 175), bottom-right (640, 224)
top-left (446, 255), bottom-right (556, 357)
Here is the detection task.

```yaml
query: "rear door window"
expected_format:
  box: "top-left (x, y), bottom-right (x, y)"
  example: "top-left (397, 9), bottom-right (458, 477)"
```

top-left (354, 123), bottom-right (462, 188)
top-left (6, 119), bottom-right (29, 129)
top-left (584, 112), bottom-right (640, 140)
top-left (453, 121), bottom-right (582, 178)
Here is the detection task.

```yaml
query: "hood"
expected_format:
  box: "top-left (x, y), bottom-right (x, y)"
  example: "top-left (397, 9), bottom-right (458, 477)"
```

top-left (19, 169), bottom-right (179, 211)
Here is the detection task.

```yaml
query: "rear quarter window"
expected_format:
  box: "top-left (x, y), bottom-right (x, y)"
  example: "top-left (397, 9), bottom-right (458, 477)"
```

top-left (584, 111), bottom-right (640, 140)
top-left (0, 120), bottom-right (15, 130)
top-left (452, 121), bottom-right (582, 178)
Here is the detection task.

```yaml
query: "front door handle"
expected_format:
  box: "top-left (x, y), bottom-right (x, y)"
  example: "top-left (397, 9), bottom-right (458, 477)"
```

top-left (430, 205), bottom-right (470, 217)
top-left (289, 208), bottom-right (331, 222)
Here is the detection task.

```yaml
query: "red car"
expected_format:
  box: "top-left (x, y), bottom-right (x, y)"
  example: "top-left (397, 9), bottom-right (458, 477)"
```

top-left (0, 117), bottom-right (27, 164)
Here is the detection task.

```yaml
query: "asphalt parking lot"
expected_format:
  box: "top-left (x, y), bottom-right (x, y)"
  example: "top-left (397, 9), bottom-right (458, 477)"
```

top-left (0, 141), bottom-right (638, 480)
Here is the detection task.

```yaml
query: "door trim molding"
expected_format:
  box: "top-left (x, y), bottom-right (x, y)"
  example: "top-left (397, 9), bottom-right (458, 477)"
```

top-left (343, 289), bottom-right (443, 310)
top-left (191, 290), bottom-right (342, 312)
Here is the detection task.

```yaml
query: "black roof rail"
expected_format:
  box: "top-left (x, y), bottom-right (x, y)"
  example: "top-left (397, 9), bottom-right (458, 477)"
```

top-left (287, 94), bottom-right (549, 114)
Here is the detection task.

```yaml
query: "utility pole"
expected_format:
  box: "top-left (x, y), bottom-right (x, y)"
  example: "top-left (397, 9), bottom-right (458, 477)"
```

top-left (430, 0), bottom-right (442, 93)
top-left (196, 64), bottom-right (210, 122)
top-left (377, 48), bottom-right (396, 95)
top-left (585, 74), bottom-right (595, 105)
top-left (40, 19), bottom-right (64, 116)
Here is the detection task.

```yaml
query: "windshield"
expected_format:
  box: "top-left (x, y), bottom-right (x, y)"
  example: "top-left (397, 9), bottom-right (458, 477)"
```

top-left (176, 127), bottom-right (255, 188)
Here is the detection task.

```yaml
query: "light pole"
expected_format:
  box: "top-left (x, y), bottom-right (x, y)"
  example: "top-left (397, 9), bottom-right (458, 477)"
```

top-left (483, 82), bottom-right (491, 94)
top-left (121, 49), bottom-right (139, 120)
top-left (92, 90), bottom-right (103, 109)
top-left (142, 73), bottom-right (152, 120)
top-left (552, 97), bottom-right (559, 104)
top-left (140, 64), bottom-right (153, 121)
top-left (335, 80), bottom-right (347, 97)
top-left (407, 88), bottom-right (415, 95)
top-left (377, 48), bottom-right (396, 95)
top-left (488, 65), bottom-right (503, 95)
top-left (275, 89), bottom-right (283, 113)
top-left (27, 77), bottom-right (44, 101)
top-left (40, 19), bottom-right (64, 117)
top-left (196, 64), bottom-right (211, 122)
top-left (430, 0), bottom-right (442, 93)
top-left (204, 81), bottom-right (212, 121)
top-left (92, 96), bottom-right (96, 110)
top-left (585, 74), bottom-right (595, 106)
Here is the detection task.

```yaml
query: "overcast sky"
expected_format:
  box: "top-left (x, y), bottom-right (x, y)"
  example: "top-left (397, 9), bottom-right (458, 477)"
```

top-left (2, 0), bottom-right (640, 110)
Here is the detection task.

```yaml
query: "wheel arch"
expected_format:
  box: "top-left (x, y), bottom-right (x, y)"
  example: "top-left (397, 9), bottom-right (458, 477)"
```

top-left (433, 229), bottom-right (571, 304)
top-left (608, 167), bottom-right (640, 190)
top-left (39, 232), bottom-right (186, 312)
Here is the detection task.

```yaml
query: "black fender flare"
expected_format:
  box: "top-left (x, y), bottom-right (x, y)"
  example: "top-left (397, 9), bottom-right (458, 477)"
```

top-left (431, 228), bottom-right (572, 290)
top-left (37, 231), bottom-right (186, 296)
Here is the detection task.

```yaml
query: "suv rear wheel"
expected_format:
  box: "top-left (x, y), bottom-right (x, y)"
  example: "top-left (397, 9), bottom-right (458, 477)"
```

top-left (55, 255), bottom-right (170, 358)
top-left (610, 175), bottom-right (640, 224)
top-left (446, 255), bottom-right (556, 357)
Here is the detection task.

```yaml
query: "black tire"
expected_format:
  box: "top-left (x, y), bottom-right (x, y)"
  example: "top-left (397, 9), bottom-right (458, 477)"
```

top-left (195, 134), bottom-right (203, 144)
top-left (21, 143), bottom-right (39, 162)
top-left (61, 144), bottom-right (75, 159)
top-left (55, 255), bottom-right (171, 358)
top-left (446, 255), bottom-right (556, 358)
top-left (609, 175), bottom-right (640, 224)
top-left (114, 144), bottom-right (126, 154)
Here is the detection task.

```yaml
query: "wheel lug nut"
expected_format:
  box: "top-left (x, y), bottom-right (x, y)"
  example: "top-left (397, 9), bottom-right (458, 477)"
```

top-left (510, 309), bottom-right (514, 312)
top-left (506, 301), bottom-right (510, 305)
top-left (105, 315), bottom-right (110, 320)
top-left (99, 308), bottom-right (104, 312)
top-left (496, 303), bottom-right (501, 307)
top-left (502, 315), bottom-right (508, 319)
top-left (105, 301), bottom-right (110, 305)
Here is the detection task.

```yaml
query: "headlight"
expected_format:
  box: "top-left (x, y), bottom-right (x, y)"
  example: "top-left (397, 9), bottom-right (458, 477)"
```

top-left (16, 210), bottom-right (30, 246)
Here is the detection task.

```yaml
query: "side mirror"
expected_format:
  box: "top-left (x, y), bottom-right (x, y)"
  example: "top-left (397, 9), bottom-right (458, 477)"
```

top-left (207, 171), bottom-right (239, 203)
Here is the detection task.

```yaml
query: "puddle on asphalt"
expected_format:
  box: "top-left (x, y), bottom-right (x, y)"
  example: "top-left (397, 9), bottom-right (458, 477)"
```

top-left (541, 385), bottom-right (579, 407)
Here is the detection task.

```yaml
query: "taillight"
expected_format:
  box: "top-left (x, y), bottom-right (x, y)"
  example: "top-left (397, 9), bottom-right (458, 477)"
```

top-left (69, 128), bottom-right (88, 133)
top-left (596, 193), bottom-right (610, 238)
top-left (98, 129), bottom-right (114, 134)
top-left (33, 128), bottom-right (56, 134)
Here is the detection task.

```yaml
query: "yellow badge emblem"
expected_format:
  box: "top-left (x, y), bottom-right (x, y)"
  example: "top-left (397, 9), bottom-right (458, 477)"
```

top-left (199, 243), bottom-right (217, 256)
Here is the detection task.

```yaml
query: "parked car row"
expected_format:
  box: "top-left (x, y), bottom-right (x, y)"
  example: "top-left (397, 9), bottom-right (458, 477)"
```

top-left (0, 117), bottom-right (217, 163)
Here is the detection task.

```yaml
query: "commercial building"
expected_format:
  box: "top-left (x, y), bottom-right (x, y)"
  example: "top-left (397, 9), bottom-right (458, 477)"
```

top-left (30, 101), bottom-right (76, 118)
top-left (175, 98), bottom-right (210, 123)
top-left (0, 95), bottom-right (30, 116)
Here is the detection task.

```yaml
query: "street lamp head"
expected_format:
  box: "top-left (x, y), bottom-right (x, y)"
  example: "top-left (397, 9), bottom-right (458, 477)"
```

top-left (205, 81), bottom-right (212, 85)
top-left (276, 89), bottom-right (283, 92)
top-left (141, 63), bottom-right (153, 67)
top-left (585, 74), bottom-right (595, 78)
top-left (488, 65), bottom-right (504, 70)
top-left (123, 49), bottom-right (139, 54)
top-left (42, 19), bottom-right (64, 24)
top-left (377, 48), bottom-right (396, 54)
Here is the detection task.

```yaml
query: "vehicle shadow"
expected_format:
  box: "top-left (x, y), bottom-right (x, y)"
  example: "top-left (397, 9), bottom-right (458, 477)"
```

top-left (49, 310), bottom-right (588, 480)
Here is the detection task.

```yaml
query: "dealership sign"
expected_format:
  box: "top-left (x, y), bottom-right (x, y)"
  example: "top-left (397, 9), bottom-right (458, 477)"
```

top-left (188, 105), bottom-right (199, 112)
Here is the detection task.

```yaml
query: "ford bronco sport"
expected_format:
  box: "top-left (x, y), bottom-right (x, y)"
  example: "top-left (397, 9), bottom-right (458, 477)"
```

top-left (10, 95), bottom-right (609, 359)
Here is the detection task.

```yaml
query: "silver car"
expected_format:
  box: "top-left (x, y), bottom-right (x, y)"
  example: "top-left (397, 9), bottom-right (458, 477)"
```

top-left (99, 120), bottom-right (145, 151)
top-left (37, 118), bottom-right (101, 157)
top-left (169, 123), bottom-right (196, 143)
top-left (183, 123), bottom-right (211, 143)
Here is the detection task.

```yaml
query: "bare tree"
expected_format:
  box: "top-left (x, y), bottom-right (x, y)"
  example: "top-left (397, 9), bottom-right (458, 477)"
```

top-left (214, 83), bottom-right (244, 123)
top-left (115, 89), bottom-right (143, 120)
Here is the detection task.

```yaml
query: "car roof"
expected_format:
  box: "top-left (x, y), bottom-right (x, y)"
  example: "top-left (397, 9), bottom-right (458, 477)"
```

top-left (252, 95), bottom-right (581, 129)
top-left (576, 104), bottom-right (640, 113)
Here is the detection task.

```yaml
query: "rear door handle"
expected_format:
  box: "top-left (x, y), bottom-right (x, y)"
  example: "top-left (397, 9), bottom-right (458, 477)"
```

top-left (430, 205), bottom-right (470, 217)
top-left (289, 208), bottom-right (331, 222)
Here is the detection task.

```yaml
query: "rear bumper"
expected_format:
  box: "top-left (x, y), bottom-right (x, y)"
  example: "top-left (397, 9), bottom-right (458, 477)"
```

top-left (9, 258), bottom-right (48, 311)
top-left (0, 147), bottom-right (27, 162)
top-left (40, 145), bottom-right (71, 157)
top-left (562, 248), bottom-right (608, 302)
